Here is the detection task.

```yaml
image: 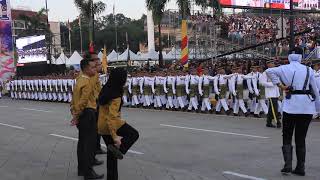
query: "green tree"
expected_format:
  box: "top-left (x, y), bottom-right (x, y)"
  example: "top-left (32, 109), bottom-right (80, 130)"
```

top-left (18, 8), bottom-right (49, 36)
top-left (146, 0), bottom-right (168, 68)
top-left (74, 0), bottom-right (106, 43)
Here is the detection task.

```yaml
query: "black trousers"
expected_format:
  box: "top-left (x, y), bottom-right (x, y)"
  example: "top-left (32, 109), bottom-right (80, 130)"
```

top-left (77, 108), bottom-right (97, 174)
top-left (102, 123), bottom-right (139, 180)
top-left (95, 110), bottom-right (102, 151)
top-left (267, 98), bottom-right (280, 125)
top-left (282, 112), bottom-right (312, 148)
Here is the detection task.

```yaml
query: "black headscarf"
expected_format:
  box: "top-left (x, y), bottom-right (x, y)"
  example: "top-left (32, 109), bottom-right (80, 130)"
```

top-left (99, 68), bottom-right (127, 106)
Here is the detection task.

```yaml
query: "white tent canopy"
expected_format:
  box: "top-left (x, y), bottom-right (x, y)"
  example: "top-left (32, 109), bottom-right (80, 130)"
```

top-left (107, 50), bottom-right (119, 62)
top-left (67, 51), bottom-right (83, 65)
top-left (54, 52), bottom-right (68, 65)
top-left (118, 48), bottom-right (140, 61)
top-left (139, 49), bottom-right (158, 61)
top-left (164, 47), bottom-right (181, 60)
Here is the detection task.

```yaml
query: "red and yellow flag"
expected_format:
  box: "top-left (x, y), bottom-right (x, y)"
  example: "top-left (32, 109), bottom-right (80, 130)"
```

top-left (181, 20), bottom-right (188, 67)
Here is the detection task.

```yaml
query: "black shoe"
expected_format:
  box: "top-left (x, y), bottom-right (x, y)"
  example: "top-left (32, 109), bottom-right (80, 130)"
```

top-left (254, 114), bottom-right (261, 118)
top-left (281, 145), bottom-right (293, 174)
top-left (233, 113), bottom-right (238, 116)
top-left (277, 123), bottom-right (282, 129)
top-left (107, 145), bottom-right (124, 160)
top-left (215, 111), bottom-right (221, 115)
top-left (93, 159), bottom-right (104, 166)
top-left (266, 124), bottom-right (276, 128)
top-left (244, 112), bottom-right (250, 117)
top-left (95, 149), bottom-right (107, 155)
top-left (226, 110), bottom-right (232, 115)
top-left (84, 169), bottom-right (104, 180)
top-left (292, 147), bottom-right (306, 176)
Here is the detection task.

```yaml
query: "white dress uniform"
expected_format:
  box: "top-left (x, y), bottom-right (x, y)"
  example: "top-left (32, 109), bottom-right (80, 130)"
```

top-left (186, 75), bottom-right (200, 111)
top-left (18, 80), bottom-right (23, 99)
top-left (176, 75), bottom-right (187, 108)
top-left (26, 80), bottom-right (31, 99)
top-left (67, 79), bottom-right (74, 103)
top-left (62, 79), bottom-right (68, 102)
top-left (33, 79), bottom-right (38, 100)
top-left (43, 79), bottom-right (48, 100)
top-left (247, 72), bottom-right (257, 113)
top-left (144, 76), bottom-right (155, 107)
top-left (154, 76), bottom-right (166, 108)
top-left (57, 79), bottom-right (63, 101)
top-left (198, 75), bottom-right (215, 111)
top-left (254, 72), bottom-right (269, 115)
top-left (214, 74), bottom-right (230, 112)
top-left (123, 78), bottom-right (132, 105)
top-left (165, 76), bottom-right (176, 109)
top-left (231, 73), bottom-right (253, 114)
top-left (131, 77), bottom-right (140, 106)
top-left (38, 79), bottom-right (43, 100)
top-left (22, 80), bottom-right (27, 99)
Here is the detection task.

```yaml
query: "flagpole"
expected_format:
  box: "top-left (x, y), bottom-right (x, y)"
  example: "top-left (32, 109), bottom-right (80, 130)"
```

top-left (45, 0), bottom-right (52, 65)
top-left (113, 3), bottom-right (118, 61)
top-left (79, 17), bottom-right (83, 54)
top-left (68, 20), bottom-right (72, 56)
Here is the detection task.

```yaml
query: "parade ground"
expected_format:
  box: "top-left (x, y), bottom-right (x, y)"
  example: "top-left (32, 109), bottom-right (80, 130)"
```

top-left (0, 98), bottom-right (320, 180)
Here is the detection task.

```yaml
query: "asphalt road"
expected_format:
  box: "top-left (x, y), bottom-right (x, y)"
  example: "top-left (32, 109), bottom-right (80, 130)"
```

top-left (0, 97), bottom-right (320, 180)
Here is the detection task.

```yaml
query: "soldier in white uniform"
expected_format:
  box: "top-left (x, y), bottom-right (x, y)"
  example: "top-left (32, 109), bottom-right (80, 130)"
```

top-left (214, 67), bottom-right (230, 114)
top-left (198, 69), bottom-right (215, 113)
top-left (231, 67), bottom-right (253, 116)
top-left (154, 72), bottom-right (167, 109)
top-left (22, 79), bottom-right (27, 99)
top-left (67, 78), bottom-right (74, 103)
top-left (165, 71), bottom-right (176, 110)
top-left (261, 61), bottom-right (281, 128)
top-left (38, 78), bottom-right (43, 101)
top-left (186, 69), bottom-right (199, 112)
top-left (254, 66), bottom-right (269, 118)
top-left (123, 75), bottom-right (132, 105)
top-left (266, 48), bottom-right (320, 176)
top-left (43, 79), bottom-right (48, 101)
top-left (33, 79), bottom-right (39, 100)
top-left (175, 71), bottom-right (187, 110)
top-left (57, 78), bottom-right (63, 102)
top-left (62, 78), bottom-right (69, 102)
top-left (247, 67), bottom-right (257, 114)
top-left (131, 72), bottom-right (140, 107)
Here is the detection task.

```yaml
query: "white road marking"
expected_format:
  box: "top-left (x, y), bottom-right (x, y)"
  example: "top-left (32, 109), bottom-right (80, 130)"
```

top-left (160, 124), bottom-right (270, 139)
top-left (50, 134), bottom-right (144, 155)
top-left (20, 108), bottom-right (53, 113)
top-left (0, 106), bottom-right (9, 108)
top-left (223, 171), bottom-right (267, 180)
top-left (0, 122), bottom-right (25, 130)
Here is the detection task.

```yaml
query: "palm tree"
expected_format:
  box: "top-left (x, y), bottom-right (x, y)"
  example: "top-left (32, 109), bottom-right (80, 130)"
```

top-left (19, 8), bottom-right (49, 36)
top-left (74, 0), bottom-right (106, 43)
top-left (146, 0), bottom-right (168, 68)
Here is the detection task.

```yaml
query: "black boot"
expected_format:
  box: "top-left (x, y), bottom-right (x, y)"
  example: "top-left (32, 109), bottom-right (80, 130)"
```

top-left (281, 145), bottom-right (293, 174)
top-left (84, 169), bottom-right (104, 180)
top-left (292, 146), bottom-right (306, 176)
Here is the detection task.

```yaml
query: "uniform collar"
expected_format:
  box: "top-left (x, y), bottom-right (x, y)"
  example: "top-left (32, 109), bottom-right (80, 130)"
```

top-left (81, 74), bottom-right (90, 79)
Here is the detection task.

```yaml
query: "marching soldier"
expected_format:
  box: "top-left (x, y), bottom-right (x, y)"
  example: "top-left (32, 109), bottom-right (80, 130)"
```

top-left (165, 71), bottom-right (176, 110)
top-left (261, 60), bottom-right (281, 128)
top-left (214, 67), bottom-right (230, 114)
top-left (123, 74), bottom-right (132, 106)
top-left (131, 72), bottom-right (140, 107)
top-left (198, 69), bottom-right (215, 113)
top-left (231, 67), bottom-right (252, 116)
top-left (176, 71), bottom-right (187, 110)
top-left (254, 66), bottom-right (268, 118)
top-left (0, 79), bottom-right (3, 98)
top-left (186, 69), bottom-right (200, 112)
top-left (154, 71), bottom-right (167, 109)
